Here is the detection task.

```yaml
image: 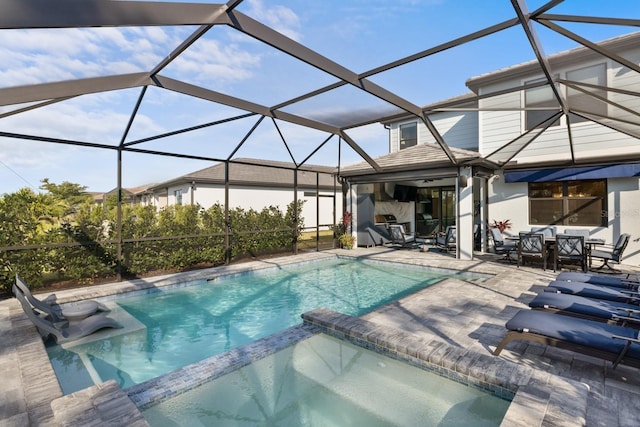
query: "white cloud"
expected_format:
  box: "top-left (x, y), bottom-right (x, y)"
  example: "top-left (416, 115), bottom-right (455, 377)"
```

top-left (245, 0), bottom-right (302, 41)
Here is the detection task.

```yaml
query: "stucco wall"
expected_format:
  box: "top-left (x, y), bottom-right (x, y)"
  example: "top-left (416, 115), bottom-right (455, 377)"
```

top-left (488, 173), bottom-right (640, 266)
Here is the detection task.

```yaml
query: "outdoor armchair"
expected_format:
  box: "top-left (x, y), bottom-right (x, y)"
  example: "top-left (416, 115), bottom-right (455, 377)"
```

top-left (489, 227), bottom-right (516, 263)
top-left (435, 225), bottom-right (456, 252)
top-left (517, 232), bottom-right (547, 270)
top-left (590, 233), bottom-right (630, 270)
top-left (388, 224), bottom-right (420, 248)
top-left (554, 234), bottom-right (587, 272)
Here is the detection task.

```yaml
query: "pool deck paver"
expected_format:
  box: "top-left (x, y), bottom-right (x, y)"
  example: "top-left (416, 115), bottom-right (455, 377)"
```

top-left (1, 247), bottom-right (639, 426)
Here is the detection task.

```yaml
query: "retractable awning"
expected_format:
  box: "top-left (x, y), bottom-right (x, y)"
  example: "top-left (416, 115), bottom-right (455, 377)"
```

top-left (504, 163), bottom-right (640, 183)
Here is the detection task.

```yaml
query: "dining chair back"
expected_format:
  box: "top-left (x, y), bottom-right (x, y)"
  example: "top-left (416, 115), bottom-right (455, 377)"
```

top-left (518, 232), bottom-right (547, 270)
top-left (555, 234), bottom-right (586, 272)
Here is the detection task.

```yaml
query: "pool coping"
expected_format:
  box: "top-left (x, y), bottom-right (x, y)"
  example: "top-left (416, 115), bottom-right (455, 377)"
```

top-left (124, 303), bottom-right (590, 427)
top-left (300, 308), bottom-right (589, 427)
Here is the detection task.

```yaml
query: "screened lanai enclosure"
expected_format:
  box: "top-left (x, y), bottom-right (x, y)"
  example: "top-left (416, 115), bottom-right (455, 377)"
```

top-left (1, 0), bottom-right (640, 290)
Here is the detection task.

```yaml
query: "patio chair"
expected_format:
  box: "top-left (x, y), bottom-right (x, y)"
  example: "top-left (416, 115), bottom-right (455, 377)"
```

top-left (544, 280), bottom-right (640, 304)
top-left (15, 274), bottom-right (110, 322)
top-left (590, 233), bottom-right (630, 270)
top-left (388, 224), bottom-right (420, 248)
top-left (489, 227), bottom-right (516, 263)
top-left (563, 228), bottom-right (590, 239)
top-left (531, 226), bottom-right (557, 238)
top-left (517, 232), bottom-right (546, 270)
top-left (554, 234), bottom-right (587, 272)
top-left (528, 292), bottom-right (640, 327)
top-left (556, 272), bottom-right (638, 290)
top-left (435, 225), bottom-right (456, 252)
top-left (13, 284), bottom-right (122, 344)
top-left (493, 309), bottom-right (640, 369)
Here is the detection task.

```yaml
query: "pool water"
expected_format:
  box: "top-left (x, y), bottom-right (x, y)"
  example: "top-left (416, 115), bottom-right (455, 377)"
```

top-left (141, 333), bottom-right (511, 426)
top-left (47, 258), bottom-right (487, 394)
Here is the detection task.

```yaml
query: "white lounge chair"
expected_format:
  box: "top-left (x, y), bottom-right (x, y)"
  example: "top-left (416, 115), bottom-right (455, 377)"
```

top-left (15, 274), bottom-right (109, 322)
top-left (13, 284), bottom-right (121, 343)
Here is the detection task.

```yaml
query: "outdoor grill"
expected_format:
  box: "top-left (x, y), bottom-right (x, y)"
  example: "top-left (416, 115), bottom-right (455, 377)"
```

top-left (375, 214), bottom-right (398, 226)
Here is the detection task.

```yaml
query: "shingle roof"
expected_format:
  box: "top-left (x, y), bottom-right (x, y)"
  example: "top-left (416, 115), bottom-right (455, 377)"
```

top-left (339, 143), bottom-right (481, 177)
top-left (151, 158), bottom-right (338, 190)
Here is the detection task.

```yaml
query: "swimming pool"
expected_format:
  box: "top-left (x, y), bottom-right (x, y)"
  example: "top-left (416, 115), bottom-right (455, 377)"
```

top-left (47, 257), bottom-right (489, 394)
top-left (141, 333), bottom-right (511, 426)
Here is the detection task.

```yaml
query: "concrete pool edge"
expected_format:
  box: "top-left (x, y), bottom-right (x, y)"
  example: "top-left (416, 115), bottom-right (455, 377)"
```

top-left (301, 307), bottom-right (589, 427)
top-left (126, 323), bottom-right (321, 409)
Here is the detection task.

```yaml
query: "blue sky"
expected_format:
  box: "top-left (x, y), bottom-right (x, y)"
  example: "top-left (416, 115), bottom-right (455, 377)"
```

top-left (1, 0), bottom-right (638, 194)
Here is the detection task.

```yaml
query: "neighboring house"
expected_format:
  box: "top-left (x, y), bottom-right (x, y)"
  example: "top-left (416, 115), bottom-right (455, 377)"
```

top-left (144, 158), bottom-right (342, 231)
top-left (345, 31), bottom-right (640, 265)
top-left (91, 184), bottom-right (156, 206)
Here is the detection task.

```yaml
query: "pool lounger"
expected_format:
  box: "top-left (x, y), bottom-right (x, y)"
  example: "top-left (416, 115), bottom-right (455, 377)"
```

top-left (13, 284), bottom-right (122, 344)
top-left (15, 274), bottom-right (109, 322)
top-left (529, 292), bottom-right (640, 327)
top-left (545, 280), bottom-right (640, 304)
top-left (493, 309), bottom-right (640, 369)
top-left (556, 272), bottom-right (638, 290)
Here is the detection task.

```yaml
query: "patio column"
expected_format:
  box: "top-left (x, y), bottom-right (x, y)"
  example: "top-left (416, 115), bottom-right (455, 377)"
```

top-left (457, 166), bottom-right (474, 260)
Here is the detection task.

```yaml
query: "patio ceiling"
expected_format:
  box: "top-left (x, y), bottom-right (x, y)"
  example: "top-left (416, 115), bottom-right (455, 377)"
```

top-left (1, 0), bottom-right (640, 182)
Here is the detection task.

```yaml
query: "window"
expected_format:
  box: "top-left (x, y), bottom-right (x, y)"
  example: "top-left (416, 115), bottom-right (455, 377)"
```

top-left (529, 180), bottom-right (606, 226)
top-left (174, 189), bottom-right (183, 205)
top-left (399, 122), bottom-right (417, 149)
top-left (524, 78), bottom-right (560, 131)
top-left (567, 63), bottom-right (606, 123)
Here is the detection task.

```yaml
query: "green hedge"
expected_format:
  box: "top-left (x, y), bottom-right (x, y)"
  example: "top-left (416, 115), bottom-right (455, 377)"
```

top-left (0, 201), bottom-right (304, 294)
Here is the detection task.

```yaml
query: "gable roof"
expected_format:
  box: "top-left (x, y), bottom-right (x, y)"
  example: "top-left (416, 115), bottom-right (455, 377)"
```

top-left (150, 158), bottom-right (338, 191)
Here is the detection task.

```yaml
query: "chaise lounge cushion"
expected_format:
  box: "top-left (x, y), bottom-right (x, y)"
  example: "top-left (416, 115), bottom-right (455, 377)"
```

top-left (529, 292), bottom-right (640, 323)
top-left (545, 280), bottom-right (638, 303)
top-left (504, 309), bottom-right (640, 359)
top-left (556, 272), bottom-right (636, 289)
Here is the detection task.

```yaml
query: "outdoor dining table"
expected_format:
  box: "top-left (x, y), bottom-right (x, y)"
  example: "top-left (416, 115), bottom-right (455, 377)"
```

top-left (505, 234), bottom-right (605, 267)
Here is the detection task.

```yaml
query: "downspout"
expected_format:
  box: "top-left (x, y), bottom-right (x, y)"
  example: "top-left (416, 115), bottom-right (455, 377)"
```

top-left (190, 181), bottom-right (195, 205)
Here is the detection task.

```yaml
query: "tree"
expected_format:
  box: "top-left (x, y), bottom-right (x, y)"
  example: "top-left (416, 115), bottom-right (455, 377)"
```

top-left (39, 178), bottom-right (92, 224)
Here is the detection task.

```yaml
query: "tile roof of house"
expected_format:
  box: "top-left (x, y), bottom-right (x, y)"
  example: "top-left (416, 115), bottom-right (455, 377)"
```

top-left (339, 143), bottom-right (482, 177)
top-left (150, 158), bottom-right (339, 190)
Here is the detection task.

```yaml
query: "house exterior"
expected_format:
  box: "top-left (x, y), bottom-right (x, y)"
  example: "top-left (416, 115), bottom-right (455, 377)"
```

top-left (144, 158), bottom-right (342, 231)
top-left (348, 32), bottom-right (640, 266)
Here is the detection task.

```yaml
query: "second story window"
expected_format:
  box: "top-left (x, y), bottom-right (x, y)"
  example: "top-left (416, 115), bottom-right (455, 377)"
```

top-left (567, 63), bottom-right (606, 124)
top-left (524, 78), bottom-right (560, 131)
top-left (174, 189), bottom-right (183, 205)
top-left (399, 122), bottom-right (417, 150)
